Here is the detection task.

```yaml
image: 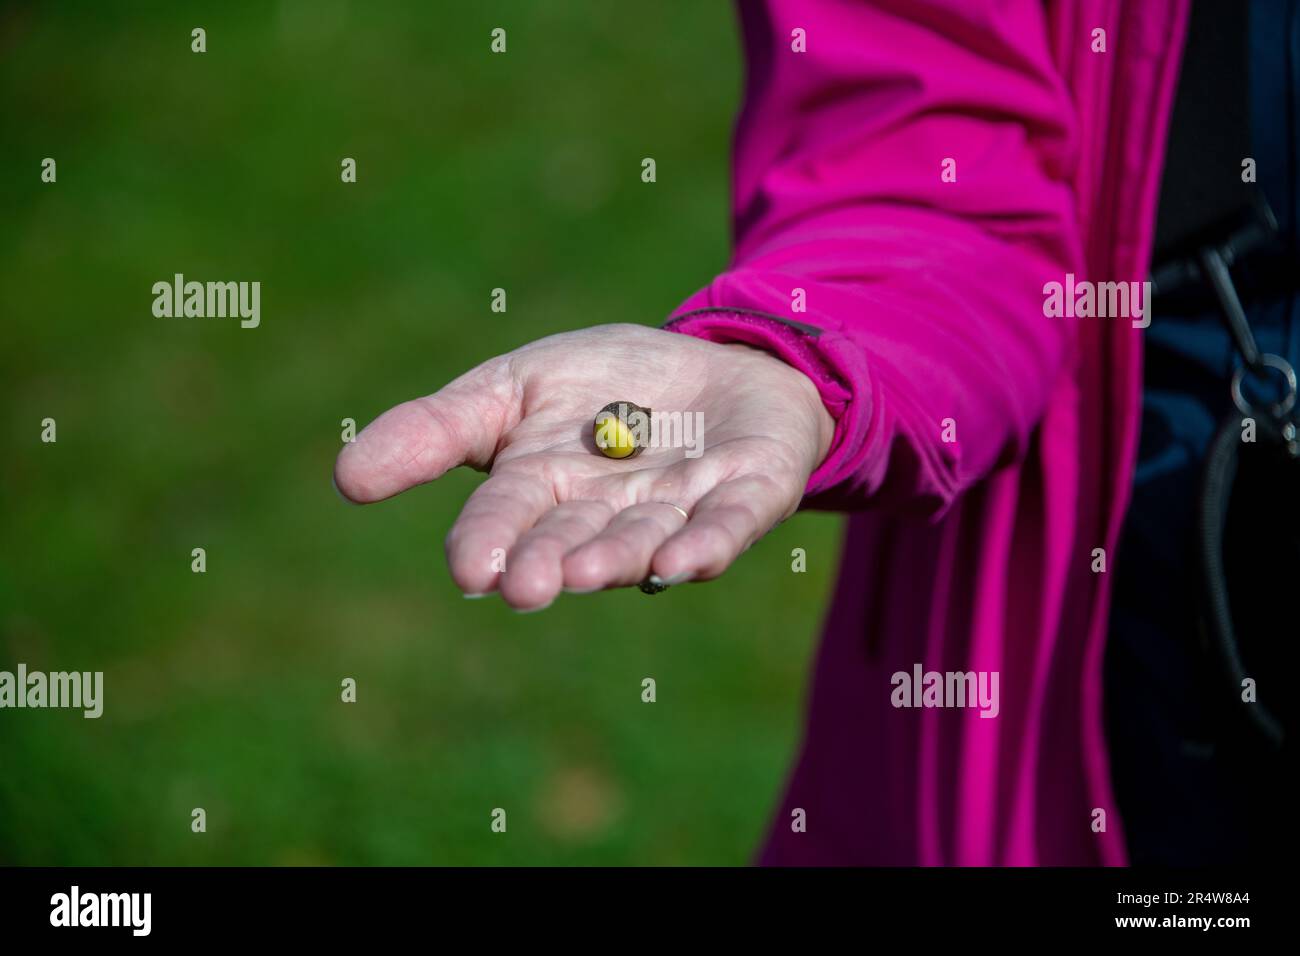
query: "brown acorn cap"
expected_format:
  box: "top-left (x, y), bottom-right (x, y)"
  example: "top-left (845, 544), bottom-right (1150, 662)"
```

top-left (593, 401), bottom-right (651, 458)
top-left (596, 401), bottom-right (650, 420)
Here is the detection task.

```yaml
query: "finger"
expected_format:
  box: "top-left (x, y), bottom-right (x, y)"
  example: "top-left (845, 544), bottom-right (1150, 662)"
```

top-left (649, 475), bottom-right (791, 583)
top-left (499, 501), bottom-right (615, 610)
top-left (334, 359), bottom-right (517, 503)
top-left (445, 473), bottom-right (554, 596)
top-left (562, 502), bottom-right (690, 592)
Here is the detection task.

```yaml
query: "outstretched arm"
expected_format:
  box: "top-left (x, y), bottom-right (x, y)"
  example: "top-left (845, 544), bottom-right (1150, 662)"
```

top-left (333, 0), bottom-right (1081, 608)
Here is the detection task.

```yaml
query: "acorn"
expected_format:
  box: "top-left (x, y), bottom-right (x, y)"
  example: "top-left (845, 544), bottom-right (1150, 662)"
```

top-left (593, 401), bottom-right (650, 459)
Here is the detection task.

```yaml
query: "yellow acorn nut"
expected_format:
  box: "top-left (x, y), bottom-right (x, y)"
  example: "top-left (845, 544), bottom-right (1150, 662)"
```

top-left (594, 401), bottom-right (650, 459)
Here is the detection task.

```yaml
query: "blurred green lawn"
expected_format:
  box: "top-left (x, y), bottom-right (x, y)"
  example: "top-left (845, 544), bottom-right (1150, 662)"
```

top-left (0, 0), bottom-right (841, 865)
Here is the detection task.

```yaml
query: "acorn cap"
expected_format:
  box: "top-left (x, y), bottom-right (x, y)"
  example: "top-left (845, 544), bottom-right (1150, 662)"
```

top-left (597, 401), bottom-right (651, 419)
top-left (593, 401), bottom-right (651, 459)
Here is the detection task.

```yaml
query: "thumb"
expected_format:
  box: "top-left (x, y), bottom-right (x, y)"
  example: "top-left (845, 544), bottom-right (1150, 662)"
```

top-left (333, 357), bottom-right (519, 503)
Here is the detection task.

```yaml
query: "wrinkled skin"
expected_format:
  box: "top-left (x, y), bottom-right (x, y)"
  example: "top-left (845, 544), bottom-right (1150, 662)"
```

top-left (334, 323), bottom-right (835, 611)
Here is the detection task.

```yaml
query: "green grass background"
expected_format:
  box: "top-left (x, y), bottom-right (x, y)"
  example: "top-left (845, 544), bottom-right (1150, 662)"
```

top-left (0, 0), bottom-right (841, 865)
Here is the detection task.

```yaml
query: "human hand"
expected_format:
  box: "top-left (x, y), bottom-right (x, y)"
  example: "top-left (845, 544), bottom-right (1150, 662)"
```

top-left (333, 323), bottom-right (834, 610)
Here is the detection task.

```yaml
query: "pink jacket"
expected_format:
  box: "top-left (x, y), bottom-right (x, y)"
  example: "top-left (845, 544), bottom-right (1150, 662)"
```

top-left (666, 0), bottom-right (1189, 865)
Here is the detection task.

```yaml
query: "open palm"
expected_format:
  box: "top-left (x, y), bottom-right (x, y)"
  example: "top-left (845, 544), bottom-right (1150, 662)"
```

top-left (333, 323), bottom-right (833, 610)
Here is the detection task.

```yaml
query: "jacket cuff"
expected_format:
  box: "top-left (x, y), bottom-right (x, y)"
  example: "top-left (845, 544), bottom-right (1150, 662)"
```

top-left (662, 306), bottom-right (867, 500)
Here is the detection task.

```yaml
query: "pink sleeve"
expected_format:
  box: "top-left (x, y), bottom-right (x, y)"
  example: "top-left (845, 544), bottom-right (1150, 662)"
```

top-left (665, 0), bottom-right (1083, 516)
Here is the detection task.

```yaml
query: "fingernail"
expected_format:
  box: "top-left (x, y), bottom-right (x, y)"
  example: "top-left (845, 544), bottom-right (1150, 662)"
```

top-left (331, 474), bottom-right (358, 506)
top-left (514, 599), bottom-right (554, 614)
top-left (563, 586), bottom-right (602, 595)
top-left (463, 592), bottom-right (491, 600)
top-left (649, 572), bottom-right (694, 587)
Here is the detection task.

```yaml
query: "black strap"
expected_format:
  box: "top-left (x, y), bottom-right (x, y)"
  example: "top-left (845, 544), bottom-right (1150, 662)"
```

top-left (1197, 414), bottom-right (1286, 748)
